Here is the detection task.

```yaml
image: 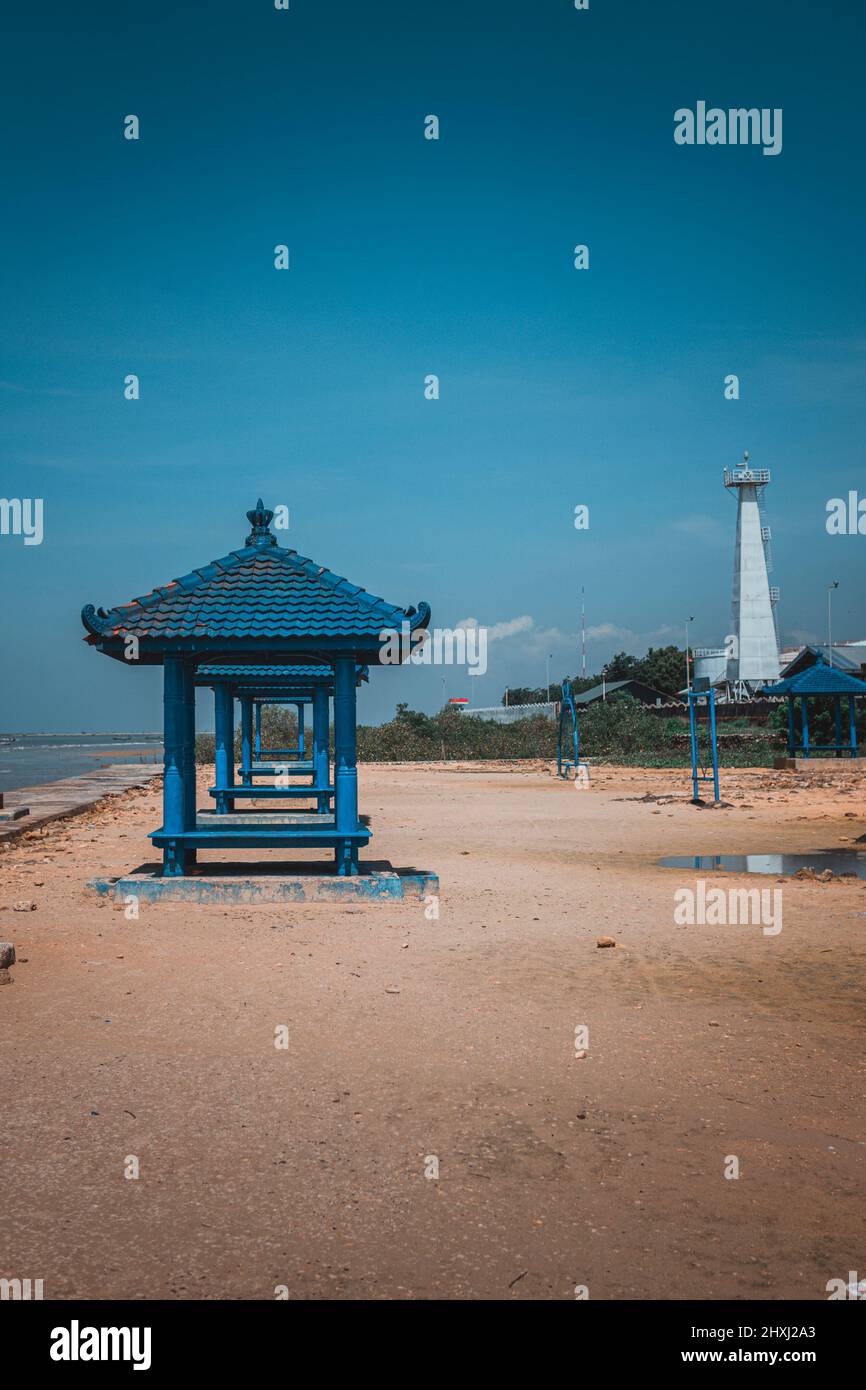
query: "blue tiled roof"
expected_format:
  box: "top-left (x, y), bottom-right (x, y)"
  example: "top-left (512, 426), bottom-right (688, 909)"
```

top-left (196, 664), bottom-right (368, 685)
top-left (762, 660), bottom-right (866, 696)
top-left (199, 665), bottom-right (339, 677)
top-left (82, 501), bottom-right (429, 649)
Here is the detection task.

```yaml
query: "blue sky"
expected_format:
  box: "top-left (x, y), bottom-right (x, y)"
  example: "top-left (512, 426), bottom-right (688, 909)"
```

top-left (1, 0), bottom-right (865, 729)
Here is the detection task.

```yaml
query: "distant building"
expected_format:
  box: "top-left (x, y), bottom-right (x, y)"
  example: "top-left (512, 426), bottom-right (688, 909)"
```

top-left (455, 678), bottom-right (676, 724)
top-left (692, 648), bottom-right (728, 687)
top-left (572, 679), bottom-right (673, 708)
top-left (778, 642), bottom-right (866, 679)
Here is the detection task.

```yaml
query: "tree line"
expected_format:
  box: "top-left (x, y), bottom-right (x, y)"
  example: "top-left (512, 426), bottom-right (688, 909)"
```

top-left (504, 645), bottom-right (689, 706)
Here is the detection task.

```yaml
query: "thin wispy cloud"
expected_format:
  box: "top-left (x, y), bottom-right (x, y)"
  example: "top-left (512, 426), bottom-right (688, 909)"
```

top-left (671, 514), bottom-right (724, 540)
top-left (455, 615), bottom-right (534, 642)
top-left (0, 379), bottom-right (79, 397)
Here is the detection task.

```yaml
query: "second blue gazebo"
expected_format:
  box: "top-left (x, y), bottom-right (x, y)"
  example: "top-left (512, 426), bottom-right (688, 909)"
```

top-left (761, 659), bottom-right (866, 759)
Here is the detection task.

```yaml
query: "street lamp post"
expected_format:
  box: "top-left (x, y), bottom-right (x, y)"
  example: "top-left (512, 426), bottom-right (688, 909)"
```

top-left (828, 582), bottom-right (839, 669)
top-left (546, 653), bottom-right (552, 703)
top-left (685, 616), bottom-right (695, 693)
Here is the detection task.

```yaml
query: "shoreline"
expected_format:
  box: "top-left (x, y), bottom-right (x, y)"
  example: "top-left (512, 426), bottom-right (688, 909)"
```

top-left (0, 764), bottom-right (160, 844)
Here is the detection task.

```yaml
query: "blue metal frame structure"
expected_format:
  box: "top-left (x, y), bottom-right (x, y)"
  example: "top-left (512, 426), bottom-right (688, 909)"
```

top-left (687, 687), bottom-right (720, 804)
top-left (556, 679), bottom-right (581, 778)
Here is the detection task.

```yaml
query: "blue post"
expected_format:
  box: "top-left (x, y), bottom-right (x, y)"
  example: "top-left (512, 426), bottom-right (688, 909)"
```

top-left (687, 689), bottom-right (719, 802)
top-left (296, 701), bottom-right (305, 758)
top-left (313, 686), bottom-right (329, 814)
top-left (834, 695), bottom-right (843, 759)
top-left (182, 662), bottom-right (197, 859)
top-left (849, 695), bottom-right (857, 757)
top-left (214, 684), bottom-right (235, 814)
top-left (334, 657), bottom-right (358, 874)
top-left (241, 697), bottom-right (253, 784)
top-left (254, 702), bottom-right (262, 757)
top-left (787, 696), bottom-right (796, 758)
top-left (162, 655), bottom-right (187, 876)
top-left (802, 697), bottom-right (810, 758)
top-left (688, 694), bottom-right (699, 801)
top-left (708, 688), bottom-right (719, 802)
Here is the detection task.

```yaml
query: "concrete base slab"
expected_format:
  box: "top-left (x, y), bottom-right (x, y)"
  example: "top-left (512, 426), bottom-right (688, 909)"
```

top-left (87, 865), bottom-right (439, 905)
top-left (0, 805), bottom-right (30, 821)
top-left (773, 755), bottom-right (865, 773)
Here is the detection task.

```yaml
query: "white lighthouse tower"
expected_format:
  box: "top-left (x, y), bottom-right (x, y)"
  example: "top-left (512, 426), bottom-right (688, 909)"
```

top-left (724, 451), bottom-right (780, 698)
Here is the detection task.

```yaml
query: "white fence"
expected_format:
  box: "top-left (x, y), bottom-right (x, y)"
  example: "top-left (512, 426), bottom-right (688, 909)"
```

top-left (454, 702), bottom-right (557, 725)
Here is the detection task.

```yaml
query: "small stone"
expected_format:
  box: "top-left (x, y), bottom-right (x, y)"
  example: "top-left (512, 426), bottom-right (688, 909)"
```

top-left (384, 985), bottom-right (401, 994)
top-left (574, 1049), bottom-right (588, 1060)
top-left (0, 943), bottom-right (15, 968)
top-left (12, 900), bottom-right (36, 912)
top-left (0, 969), bottom-right (12, 986)
top-left (596, 936), bottom-right (616, 948)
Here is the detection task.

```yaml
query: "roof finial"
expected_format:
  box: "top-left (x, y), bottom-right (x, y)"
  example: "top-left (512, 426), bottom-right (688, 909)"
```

top-left (743, 449), bottom-right (750, 464)
top-left (245, 498), bottom-right (277, 547)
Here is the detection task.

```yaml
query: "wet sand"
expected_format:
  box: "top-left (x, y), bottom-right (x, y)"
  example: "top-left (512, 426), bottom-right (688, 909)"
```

top-left (0, 761), bottom-right (864, 1300)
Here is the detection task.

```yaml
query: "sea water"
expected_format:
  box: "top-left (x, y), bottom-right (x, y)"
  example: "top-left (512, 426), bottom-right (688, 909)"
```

top-left (0, 733), bottom-right (163, 795)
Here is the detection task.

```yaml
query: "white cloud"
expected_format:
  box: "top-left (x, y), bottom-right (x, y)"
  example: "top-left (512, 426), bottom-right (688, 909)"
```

top-left (585, 622), bottom-right (631, 641)
top-left (585, 621), bottom-right (680, 646)
top-left (455, 614), bottom-right (534, 643)
top-left (672, 513), bottom-right (722, 539)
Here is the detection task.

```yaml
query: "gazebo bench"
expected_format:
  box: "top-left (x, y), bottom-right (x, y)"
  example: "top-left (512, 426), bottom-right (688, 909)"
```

top-left (150, 824), bottom-right (370, 876)
top-left (209, 785), bottom-right (333, 799)
top-left (238, 763), bottom-right (314, 776)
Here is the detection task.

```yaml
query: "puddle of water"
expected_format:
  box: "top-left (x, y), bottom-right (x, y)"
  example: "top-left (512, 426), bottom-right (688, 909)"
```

top-left (659, 851), bottom-right (866, 878)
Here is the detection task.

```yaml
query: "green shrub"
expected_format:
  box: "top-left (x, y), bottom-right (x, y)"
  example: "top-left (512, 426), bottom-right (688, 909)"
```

top-left (192, 696), bottom-right (786, 769)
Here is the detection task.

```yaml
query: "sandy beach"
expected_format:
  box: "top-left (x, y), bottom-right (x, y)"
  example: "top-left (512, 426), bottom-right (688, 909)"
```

top-left (1, 761), bottom-right (864, 1301)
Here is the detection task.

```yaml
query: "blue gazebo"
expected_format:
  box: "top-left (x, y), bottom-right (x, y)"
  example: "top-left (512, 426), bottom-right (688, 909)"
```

top-left (761, 659), bottom-right (866, 759)
top-left (82, 501), bottom-right (430, 876)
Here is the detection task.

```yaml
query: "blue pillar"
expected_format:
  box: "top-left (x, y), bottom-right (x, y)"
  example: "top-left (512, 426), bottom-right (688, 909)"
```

top-left (334, 657), bottom-right (358, 873)
top-left (241, 697), bottom-right (253, 784)
top-left (787, 697), bottom-right (796, 758)
top-left (214, 684), bottom-right (235, 814)
top-left (254, 702), bottom-right (262, 757)
top-left (296, 702), bottom-right (305, 758)
top-left (834, 695), bottom-right (843, 758)
top-left (802, 697), bottom-right (810, 758)
top-left (313, 686), bottom-right (329, 814)
top-left (182, 662), bottom-right (197, 859)
top-left (162, 655), bottom-right (187, 876)
top-left (849, 696), bottom-right (857, 756)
